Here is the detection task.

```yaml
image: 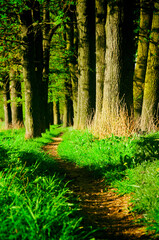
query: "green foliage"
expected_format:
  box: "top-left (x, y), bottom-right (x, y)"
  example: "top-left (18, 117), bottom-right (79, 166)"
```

top-left (58, 129), bottom-right (159, 237)
top-left (49, 30), bottom-right (72, 106)
top-left (0, 126), bottom-right (90, 240)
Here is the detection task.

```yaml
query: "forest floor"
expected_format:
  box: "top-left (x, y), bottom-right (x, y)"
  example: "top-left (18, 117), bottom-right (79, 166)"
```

top-left (43, 135), bottom-right (153, 240)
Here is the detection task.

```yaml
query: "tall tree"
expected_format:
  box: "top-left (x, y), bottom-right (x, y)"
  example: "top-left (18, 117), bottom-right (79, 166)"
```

top-left (20, 0), bottom-right (43, 138)
top-left (102, 0), bottom-right (134, 118)
top-left (76, 0), bottom-right (96, 128)
top-left (133, 0), bottom-right (152, 118)
top-left (141, 2), bottom-right (159, 131)
top-left (0, 1), bottom-right (21, 128)
top-left (95, 0), bottom-right (106, 121)
top-left (102, 1), bottom-right (122, 117)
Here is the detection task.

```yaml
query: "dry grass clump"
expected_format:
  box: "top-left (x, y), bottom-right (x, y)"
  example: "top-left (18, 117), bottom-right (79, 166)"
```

top-left (89, 105), bottom-right (158, 138)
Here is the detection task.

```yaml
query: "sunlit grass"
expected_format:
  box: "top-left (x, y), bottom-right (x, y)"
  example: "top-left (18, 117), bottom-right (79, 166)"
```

top-left (58, 128), bottom-right (159, 237)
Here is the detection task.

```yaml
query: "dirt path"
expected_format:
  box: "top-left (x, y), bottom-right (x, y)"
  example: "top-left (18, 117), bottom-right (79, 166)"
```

top-left (43, 136), bottom-right (152, 240)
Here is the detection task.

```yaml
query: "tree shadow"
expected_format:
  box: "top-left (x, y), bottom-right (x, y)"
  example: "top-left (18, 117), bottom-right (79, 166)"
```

top-left (134, 135), bottom-right (159, 164)
top-left (0, 146), bottom-right (9, 170)
top-left (58, 133), bottom-right (159, 187)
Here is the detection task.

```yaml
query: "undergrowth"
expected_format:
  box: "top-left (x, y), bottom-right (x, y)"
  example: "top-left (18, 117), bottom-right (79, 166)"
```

top-left (0, 125), bottom-right (93, 240)
top-left (58, 128), bottom-right (159, 238)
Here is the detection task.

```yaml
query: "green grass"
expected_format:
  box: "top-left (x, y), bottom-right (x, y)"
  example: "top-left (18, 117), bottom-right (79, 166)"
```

top-left (0, 126), bottom-right (94, 240)
top-left (58, 129), bottom-right (140, 181)
top-left (58, 128), bottom-right (159, 237)
top-left (2, 125), bottom-right (159, 238)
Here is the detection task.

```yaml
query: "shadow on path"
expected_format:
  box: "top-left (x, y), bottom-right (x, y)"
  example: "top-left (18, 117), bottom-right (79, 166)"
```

top-left (43, 136), bottom-right (152, 240)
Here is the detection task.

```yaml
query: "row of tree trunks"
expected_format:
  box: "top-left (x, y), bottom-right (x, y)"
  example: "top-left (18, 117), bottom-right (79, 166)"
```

top-left (3, 0), bottom-right (158, 136)
top-left (74, 0), bottom-right (159, 132)
top-left (3, 71), bottom-right (23, 129)
top-left (19, 0), bottom-right (60, 138)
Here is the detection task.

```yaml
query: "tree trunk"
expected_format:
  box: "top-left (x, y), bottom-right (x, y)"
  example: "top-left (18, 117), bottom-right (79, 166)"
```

top-left (76, 0), bottom-right (96, 128)
top-left (3, 74), bottom-right (12, 129)
top-left (141, 2), bottom-right (159, 131)
top-left (53, 101), bottom-right (60, 125)
top-left (102, 1), bottom-right (122, 117)
top-left (102, 0), bottom-right (134, 118)
top-left (20, 2), bottom-right (43, 139)
top-left (133, 0), bottom-right (152, 118)
top-left (10, 69), bottom-right (23, 128)
top-left (95, 0), bottom-right (106, 121)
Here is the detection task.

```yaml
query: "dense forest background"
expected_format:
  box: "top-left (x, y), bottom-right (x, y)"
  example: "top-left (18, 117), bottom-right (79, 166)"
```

top-left (0, 0), bottom-right (159, 138)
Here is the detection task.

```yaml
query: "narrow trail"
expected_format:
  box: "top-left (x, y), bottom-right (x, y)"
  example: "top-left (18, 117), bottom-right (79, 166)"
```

top-left (43, 135), bottom-right (152, 240)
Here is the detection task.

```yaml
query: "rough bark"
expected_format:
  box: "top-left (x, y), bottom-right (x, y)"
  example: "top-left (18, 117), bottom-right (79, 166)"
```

top-left (141, 2), bottom-right (159, 131)
top-left (102, 1), bottom-right (122, 117)
top-left (133, 0), bottom-right (152, 118)
top-left (10, 69), bottom-right (23, 128)
top-left (3, 74), bottom-right (12, 129)
top-left (102, 0), bottom-right (134, 118)
top-left (76, 0), bottom-right (96, 128)
top-left (95, 0), bottom-right (106, 120)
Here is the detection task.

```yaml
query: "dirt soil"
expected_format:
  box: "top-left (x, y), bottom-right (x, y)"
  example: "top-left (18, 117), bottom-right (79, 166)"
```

top-left (43, 135), bottom-right (153, 240)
